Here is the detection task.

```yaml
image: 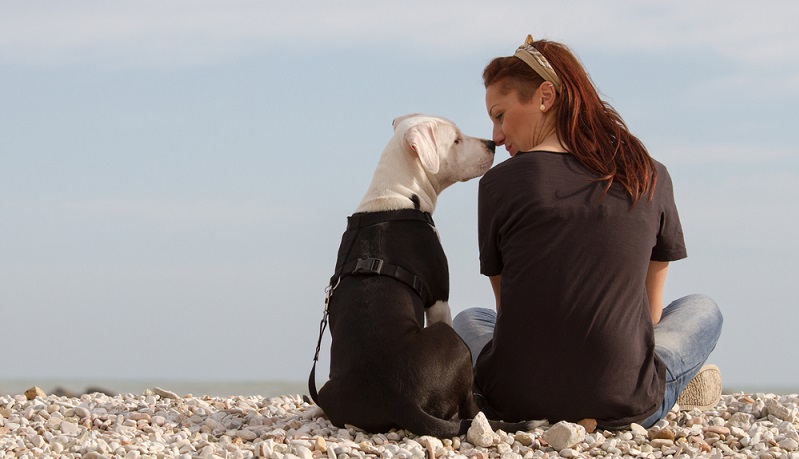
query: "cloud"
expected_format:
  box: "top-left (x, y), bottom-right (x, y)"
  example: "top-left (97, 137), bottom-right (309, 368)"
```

top-left (1, 0), bottom-right (797, 74)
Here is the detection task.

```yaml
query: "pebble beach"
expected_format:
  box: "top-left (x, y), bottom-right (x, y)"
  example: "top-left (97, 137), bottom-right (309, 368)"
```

top-left (2, 387), bottom-right (798, 459)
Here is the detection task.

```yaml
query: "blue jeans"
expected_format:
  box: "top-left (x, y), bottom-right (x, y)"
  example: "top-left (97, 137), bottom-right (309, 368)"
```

top-left (452, 294), bottom-right (723, 428)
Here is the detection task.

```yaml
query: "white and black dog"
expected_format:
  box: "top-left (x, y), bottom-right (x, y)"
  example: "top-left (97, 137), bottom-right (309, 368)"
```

top-left (309, 114), bottom-right (528, 437)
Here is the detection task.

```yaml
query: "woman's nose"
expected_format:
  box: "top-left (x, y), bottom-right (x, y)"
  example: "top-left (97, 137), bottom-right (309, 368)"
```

top-left (492, 126), bottom-right (505, 146)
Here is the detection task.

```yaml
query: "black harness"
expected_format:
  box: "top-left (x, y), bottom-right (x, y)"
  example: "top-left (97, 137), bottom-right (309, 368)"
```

top-left (329, 209), bottom-right (436, 305)
top-left (308, 208), bottom-right (437, 404)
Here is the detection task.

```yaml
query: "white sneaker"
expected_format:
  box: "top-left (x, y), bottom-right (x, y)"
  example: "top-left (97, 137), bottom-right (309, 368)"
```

top-left (676, 364), bottom-right (722, 411)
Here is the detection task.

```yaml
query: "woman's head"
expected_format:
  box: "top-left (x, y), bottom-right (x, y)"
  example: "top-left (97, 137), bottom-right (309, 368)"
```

top-left (484, 67), bottom-right (559, 157)
top-left (483, 36), bottom-right (657, 204)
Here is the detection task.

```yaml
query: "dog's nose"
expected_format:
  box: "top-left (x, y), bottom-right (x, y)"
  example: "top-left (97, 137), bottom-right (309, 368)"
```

top-left (483, 140), bottom-right (496, 152)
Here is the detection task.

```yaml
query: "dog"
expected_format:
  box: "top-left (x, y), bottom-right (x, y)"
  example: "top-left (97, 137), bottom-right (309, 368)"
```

top-left (310, 114), bottom-right (525, 437)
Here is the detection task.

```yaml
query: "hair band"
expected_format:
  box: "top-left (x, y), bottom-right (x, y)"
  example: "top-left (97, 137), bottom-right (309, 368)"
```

top-left (514, 34), bottom-right (562, 93)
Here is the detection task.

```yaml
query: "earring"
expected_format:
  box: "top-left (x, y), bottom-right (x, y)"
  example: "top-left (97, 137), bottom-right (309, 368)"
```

top-left (540, 104), bottom-right (546, 111)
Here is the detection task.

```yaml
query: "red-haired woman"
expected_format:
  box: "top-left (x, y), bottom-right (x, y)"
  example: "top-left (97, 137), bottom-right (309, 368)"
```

top-left (453, 36), bottom-right (723, 429)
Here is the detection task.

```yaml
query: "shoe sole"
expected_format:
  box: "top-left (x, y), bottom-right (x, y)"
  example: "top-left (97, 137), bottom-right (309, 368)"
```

top-left (676, 364), bottom-right (722, 411)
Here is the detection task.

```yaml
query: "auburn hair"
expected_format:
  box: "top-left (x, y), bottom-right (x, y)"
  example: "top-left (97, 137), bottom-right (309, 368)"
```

top-left (483, 40), bottom-right (657, 204)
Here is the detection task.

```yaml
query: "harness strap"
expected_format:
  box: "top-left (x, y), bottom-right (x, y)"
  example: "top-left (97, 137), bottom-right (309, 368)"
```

top-left (340, 257), bottom-right (432, 307)
top-left (346, 208), bottom-right (434, 230)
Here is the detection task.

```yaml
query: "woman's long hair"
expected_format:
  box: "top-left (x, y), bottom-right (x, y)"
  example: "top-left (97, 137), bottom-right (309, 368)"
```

top-left (483, 40), bottom-right (657, 204)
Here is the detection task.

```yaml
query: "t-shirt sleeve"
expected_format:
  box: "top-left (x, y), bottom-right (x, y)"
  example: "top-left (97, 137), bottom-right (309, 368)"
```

top-left (478, 177), bottom-right (504, 276)
top-left (651, 166), bottom-right (688, 262)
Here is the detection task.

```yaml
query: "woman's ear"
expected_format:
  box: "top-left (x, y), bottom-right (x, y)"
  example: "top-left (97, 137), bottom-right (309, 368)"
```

top-left (539, 81), bottom-right (557, 112)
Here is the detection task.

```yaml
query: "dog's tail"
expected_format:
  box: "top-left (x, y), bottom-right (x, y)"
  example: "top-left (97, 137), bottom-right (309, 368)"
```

top-left (485, 419), bottom-right (539, 435)
top-left (395, 408), bottom-right (467, 438)
top-left (398, 407), bottom-right (535, 438)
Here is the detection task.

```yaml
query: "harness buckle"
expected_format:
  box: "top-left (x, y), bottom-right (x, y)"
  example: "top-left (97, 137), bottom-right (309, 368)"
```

top-left (353, 257), bottom-right (384, 275)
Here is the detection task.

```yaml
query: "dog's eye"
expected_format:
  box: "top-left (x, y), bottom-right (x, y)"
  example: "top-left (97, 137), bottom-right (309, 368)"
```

top-left (454, 137), bottom-right (462, 145)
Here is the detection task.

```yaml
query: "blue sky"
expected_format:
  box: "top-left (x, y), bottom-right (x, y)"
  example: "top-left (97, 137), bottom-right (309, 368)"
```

top-left (2, 1), bottom-right (797, 391)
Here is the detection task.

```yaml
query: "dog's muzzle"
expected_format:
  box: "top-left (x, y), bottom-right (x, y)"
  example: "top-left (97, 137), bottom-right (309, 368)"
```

top-left (483, 140), bottom-right (496, 152)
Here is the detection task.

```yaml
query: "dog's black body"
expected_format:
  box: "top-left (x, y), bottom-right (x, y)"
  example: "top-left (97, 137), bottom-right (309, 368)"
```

top-left (316, 209), bottom-right (481, 437)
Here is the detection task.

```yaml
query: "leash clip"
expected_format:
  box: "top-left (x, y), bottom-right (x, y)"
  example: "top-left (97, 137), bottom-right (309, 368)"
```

top-left (313, 278), bottom-right (338, 365)
top-left (324, 277), bottom-right (340, 311)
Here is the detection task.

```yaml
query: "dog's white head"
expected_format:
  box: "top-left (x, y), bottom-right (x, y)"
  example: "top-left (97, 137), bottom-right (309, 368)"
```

top-left (393, 113), bottom-right (495, 190)
top-left (356, 114), bottom-right (495, 213)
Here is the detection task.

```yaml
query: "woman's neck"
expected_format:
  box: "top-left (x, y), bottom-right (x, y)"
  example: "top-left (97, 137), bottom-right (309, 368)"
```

top-left (529, 132), bottom-right (568, 153)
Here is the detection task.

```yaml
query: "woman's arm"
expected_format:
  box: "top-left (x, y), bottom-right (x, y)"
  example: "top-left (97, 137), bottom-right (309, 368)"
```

top-left (646, 261), bottom-right (670, 324)
top-left (489, 275), bottom-right (501, 312)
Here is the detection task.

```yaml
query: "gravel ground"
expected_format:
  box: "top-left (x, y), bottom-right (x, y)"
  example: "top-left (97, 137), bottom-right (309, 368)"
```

top-left (1, 387), bottom-right (797, 459)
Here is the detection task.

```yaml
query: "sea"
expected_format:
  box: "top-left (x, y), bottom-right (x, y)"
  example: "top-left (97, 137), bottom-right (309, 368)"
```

top-left (0, 380), bottom-right (308, 398)
top-left (2, 379), bottom-right (796, 398)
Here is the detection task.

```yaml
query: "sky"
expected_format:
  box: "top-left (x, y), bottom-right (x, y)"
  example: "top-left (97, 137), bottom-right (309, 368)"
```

top-left (2, 1), bottom-right (798, 392)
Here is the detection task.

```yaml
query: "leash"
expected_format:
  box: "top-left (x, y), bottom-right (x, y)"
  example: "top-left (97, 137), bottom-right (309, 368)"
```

top-left (308, 279), bottom-right (338, 405)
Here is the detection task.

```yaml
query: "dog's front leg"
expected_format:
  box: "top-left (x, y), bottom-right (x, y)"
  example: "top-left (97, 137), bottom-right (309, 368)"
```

top-left (425, 300), bottom-right (453, 326)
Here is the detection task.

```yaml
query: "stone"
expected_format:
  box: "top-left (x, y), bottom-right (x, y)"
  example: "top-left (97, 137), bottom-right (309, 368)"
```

top-left (651, 438), bottom-right (674, 448)
top-left (727, 412), bottom-right (754, 429)
top-left (153, 387), bottom-right (180, 400)
top-left (705, 425), bottom-right (731, 436)
top-left (652, 428), bottom-right (676, 440)
top-left (24, 386), bottom-right (47, 400)
top-left (467, 412), bottom-right (499, 448)
top-left (29, 434), bottom-right (45, 448)
top-left (60, 420), bottom-right (79, 435)
top-left (74, 406), bottom-right (91, 419)
top-left (577, 418), bottom-right (597, 433)
top-left (779, 438), bottom-right (799, 452)
top-left (238, 429), bottom-right (258, 441)
top-left (513, 432), bottom-right (535, 446)
top-left (765, 398), bottom-right (796, 422)
top-left (542, 421), bottom-right (585, 451)
top-left (295, 445), bottom-right (314, 459)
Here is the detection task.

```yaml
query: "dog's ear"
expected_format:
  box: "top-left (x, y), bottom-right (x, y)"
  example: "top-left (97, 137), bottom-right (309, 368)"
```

top-left (404, 122), bottom-right (440, 174)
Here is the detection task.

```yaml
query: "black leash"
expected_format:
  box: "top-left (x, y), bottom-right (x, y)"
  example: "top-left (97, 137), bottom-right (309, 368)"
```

top-left (308, 280), bottom-right (337, 405)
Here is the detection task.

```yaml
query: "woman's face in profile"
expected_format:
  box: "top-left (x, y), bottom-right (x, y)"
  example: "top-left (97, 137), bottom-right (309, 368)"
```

top-left (485, 83), bottom-right (541, 157)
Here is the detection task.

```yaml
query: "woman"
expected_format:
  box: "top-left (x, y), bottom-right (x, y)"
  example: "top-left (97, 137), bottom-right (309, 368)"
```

top-left (453, 35), bottom-right (723, 429)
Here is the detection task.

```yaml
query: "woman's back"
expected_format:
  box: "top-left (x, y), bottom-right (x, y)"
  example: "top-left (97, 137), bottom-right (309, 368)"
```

top-left (474, 151), bottom-right (685, 427)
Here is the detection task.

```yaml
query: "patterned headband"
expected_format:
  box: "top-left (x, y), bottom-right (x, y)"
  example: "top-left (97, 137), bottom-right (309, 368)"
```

top-left (513, 34), bottom-right (562, 94)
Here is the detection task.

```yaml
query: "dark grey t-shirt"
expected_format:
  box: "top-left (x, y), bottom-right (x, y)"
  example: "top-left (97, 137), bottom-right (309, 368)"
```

top-left (475, 151), bottom-right (686, 428)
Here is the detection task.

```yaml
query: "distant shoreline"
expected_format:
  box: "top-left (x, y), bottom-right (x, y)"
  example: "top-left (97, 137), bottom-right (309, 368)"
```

top-left (1, 379), bottom-right (796, 398)
top-left (0, 379), bottom-right (307, 398)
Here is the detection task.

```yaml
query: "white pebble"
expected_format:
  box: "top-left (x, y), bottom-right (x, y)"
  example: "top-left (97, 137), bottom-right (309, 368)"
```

top-left (466, 412), bottom-right (498, 447)
top-left (542, 421), bottom-right (585, 451)
top-left (60, 420), bottom-right (79, 435)
top-left (779, 438), bottom-right (799, 451)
